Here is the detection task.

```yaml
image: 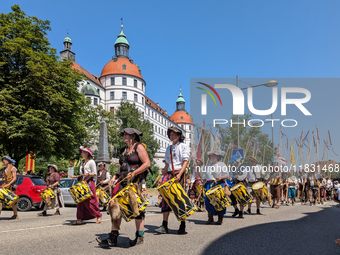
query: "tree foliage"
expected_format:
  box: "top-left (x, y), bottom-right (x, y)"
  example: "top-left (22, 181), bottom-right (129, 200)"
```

top-left (0, 5), bottom-right (87, 165)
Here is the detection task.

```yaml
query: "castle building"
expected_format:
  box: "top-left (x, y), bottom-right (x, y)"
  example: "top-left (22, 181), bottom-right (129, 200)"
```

top-left (60, 25), bottom-right (195, 167)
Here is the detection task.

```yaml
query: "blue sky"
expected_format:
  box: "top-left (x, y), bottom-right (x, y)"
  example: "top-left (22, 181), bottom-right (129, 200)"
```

top-left (3, 0), bottom-right (340, 162)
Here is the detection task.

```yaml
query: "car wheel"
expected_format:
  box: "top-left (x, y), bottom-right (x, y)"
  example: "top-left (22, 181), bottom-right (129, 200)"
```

top-left (17, 197), bottom-right (33, 212)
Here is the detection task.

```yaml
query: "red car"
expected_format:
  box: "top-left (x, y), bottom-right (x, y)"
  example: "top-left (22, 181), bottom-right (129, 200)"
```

top-left (0, 175), bottom-right (47, 211)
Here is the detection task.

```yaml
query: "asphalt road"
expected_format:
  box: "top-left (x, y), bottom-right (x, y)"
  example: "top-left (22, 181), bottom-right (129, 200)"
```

top-left (1, 197), bottom-right (340, 255)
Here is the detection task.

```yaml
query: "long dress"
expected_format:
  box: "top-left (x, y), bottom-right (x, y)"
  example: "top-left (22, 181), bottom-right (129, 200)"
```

top-left (76, 159), bottom-right (102, 220)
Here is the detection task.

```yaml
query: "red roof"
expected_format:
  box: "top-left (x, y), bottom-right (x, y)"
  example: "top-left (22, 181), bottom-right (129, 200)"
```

top-left (145, 96), bottom-right (169, 118)
top-left (170, 111), bottom-right (194, 124)
top-left (72, 62), bottom-right (103, 88)
top-left (101, 58), bottom-right (143, 80)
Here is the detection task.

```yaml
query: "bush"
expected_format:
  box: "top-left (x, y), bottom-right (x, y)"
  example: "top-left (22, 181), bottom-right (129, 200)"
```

top-left (146, 165), bottom-right (160, 188)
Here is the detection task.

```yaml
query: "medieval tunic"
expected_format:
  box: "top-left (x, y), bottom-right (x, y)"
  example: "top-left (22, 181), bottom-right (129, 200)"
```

top-left (76, 159), bottom-right (102, 220)
top-left (203, 161), bottom-right (228, 215)
top-left (43, 172), bottom-right (64, 210)
top-left (3, 164), bottom-right (17, 192)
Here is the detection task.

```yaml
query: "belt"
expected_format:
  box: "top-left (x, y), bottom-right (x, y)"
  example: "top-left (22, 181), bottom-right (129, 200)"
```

top-left (207, 180), bottom-right (215, 183)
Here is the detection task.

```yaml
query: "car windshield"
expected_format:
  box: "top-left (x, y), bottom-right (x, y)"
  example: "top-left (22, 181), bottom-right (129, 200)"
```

top-left (59, 179), bottom-right (77, 188)
top-left (31, 177), bottom-right (46, 186)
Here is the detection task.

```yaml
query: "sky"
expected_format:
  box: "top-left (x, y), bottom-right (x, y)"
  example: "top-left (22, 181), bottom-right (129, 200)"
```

top-left (2, 0), bottom-right (340, 162)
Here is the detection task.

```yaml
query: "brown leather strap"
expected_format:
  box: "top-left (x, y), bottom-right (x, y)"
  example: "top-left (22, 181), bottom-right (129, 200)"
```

top-left (170, 145), bottom-right (175, 175)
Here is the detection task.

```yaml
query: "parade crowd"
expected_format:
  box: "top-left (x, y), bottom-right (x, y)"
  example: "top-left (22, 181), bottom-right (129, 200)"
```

top-left (1, 126), bottom-right (339, 248)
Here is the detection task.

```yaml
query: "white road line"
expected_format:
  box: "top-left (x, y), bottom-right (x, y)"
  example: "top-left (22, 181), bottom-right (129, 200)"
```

top-left (0, 213), bottom-right (158, 234)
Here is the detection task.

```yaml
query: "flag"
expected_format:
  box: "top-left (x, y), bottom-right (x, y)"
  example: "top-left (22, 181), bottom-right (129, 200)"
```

top-left (295, 138), bottom-right (301, 148)
top-left (303, 131), bottom-right (309, 143)
top-left (312, 132), bottom-right (316, 147)
top-left (25, 152), bottom-right (36, 172)
top-left (266, 144), bottom-right (273, 150)
top-left (328, 130), bottom-right (332, 146)
top-left (333, 149), bottom-right (338, 156)
top-left (316, 126), bottom-right (320, 144)
top-left (280, 127), bottom-right (287, 137)
top-left (290, 137), bottom-right (295, 166)
top-left (285, 138), bottom-right (288, 151)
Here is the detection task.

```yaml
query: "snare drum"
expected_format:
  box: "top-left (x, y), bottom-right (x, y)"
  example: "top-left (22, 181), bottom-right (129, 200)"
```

top-left (205, 185), bottom-right (231, 211)
top-left (158, 178), bottom-right (197, 221)
top-left (39, 188), bottom-right (56, 205)
top-left (230, 183), bottom-right (253, 207)
top-left (112, 183), bottom-right (149, 222)
top-left (96, 189), bottom-right (110, 206)
top-left (252, 181), bottom-right (272, 205)
top-left (0, 188), bottom-right (19, 209)
top-left (68, 181), bottom-right (92, 204)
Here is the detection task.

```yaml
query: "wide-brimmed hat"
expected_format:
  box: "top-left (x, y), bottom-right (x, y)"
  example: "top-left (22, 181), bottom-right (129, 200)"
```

top-left (2, 156), bottom-right (16, 165)
top-left (79, 146), bottom-right (93, 158)
top-left (229, 154), bottom-right (242, 163)
top-left (98, 162), bottom-right (105, 166)
top-left (47, 164), bottom-right (58, 171)
top-left (249, 157), bottom-right (257, 163)
top-left (208, 150), bottom-right (224, 157)
top-left (167, 126), bottom-right (185, 142)
top-left (120, 128), bottom-right (142, 142)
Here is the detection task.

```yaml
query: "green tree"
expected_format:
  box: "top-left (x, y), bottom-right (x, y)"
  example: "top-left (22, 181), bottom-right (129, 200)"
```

top-left (0, 5), bottom-right (87, 165)
top-left (114, 100), bottom-right (159, 163)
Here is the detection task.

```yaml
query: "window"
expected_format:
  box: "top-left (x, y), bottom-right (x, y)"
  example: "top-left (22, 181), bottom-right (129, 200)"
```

top-left (134, 94), bottom-right (137, 102)
top-left (158, 127), bottom-right (160, 133)
top-left (189, 134), bottom-right (191, 139)
top-left (181, 116), bottom-right (183, 120)
top-left (134, 79), bottom-right (137, 88)
top-left (122, 92), bottom-right (127, 100)
top-left (142, 84), bottom-right (144, 91)
top-left (110, 92), bottom-right (114, 100)
top-left (122, 64), bottom-right (126, 70)
top-left (94, 98), bottom-right (98, 105)
top-left (110, 107), bottom-right (114, 114)
top-left (189, 125), bottom-right (191, 130)
top-left (142, 97), bottom-right (144, 105)
top-left (123, 77), bottom-right (127, 85)
top-left (152, 112), bottom-right (154, 118)
top-left (111, 77), bottom-right (115, 85)
top-left (181, 125), bottom-right (184, 129)
top-left (148, 109), bottom-right (150, 116)
top-left (162, 141), bottom-right (163, 147)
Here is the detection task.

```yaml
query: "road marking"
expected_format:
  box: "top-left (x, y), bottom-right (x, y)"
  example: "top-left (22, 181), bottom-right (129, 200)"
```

top-left (0, 213), bottom-right (158, 233)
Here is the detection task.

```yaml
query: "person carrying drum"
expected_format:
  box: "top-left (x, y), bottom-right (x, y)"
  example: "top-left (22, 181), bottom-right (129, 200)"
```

top-left (189, 158), bottom-right (205, 212)
top-left (0, 156), bottom-right (18, 219)
top-left (306, 171), bottom-right (319, 206)
top-left (229, 154), bottom-right (248, 218)
top-left (97, 162), bottom-right (111, 211)
top-left (245, 157), bottom-right (265, 215)
top-left (267, 167), bottom-right (282, 208)
top-left (155, 126), bottom-right (190, 235)
top-left (70, 146), bottom-right (102, 225)
top-left (97, 128), bottom-right (150, 246)
top-left (203, 150), bottom-right (230, 225)
top-left (38, 164), bottom-right (64, 216)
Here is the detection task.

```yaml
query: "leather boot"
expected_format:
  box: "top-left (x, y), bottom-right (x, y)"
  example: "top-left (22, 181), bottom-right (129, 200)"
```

top-left (216, 214), bottom-right (223, 225)
top-left (96, 231), bottom-right (119, 246)
top-left (205, 213), bottom-right (214, 224)
top-left (130, 231), bottom-right (144, 246)
top-left (231, 208), bottom-right (240, 217)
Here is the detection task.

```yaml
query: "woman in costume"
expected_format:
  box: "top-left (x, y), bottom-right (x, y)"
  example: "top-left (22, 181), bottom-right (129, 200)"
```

top-left (97, 128), bottom-right (150, 246)
top-left (97, 162), bottom-right (111, 211)
top-left (0, 156), bottom-right (18, 219)
top-left (38, 164), bottom-right (64, 216)
top-left (203, 150), bottom-right (230, 225)
top-left (155, 126), bottom-right (190, 235)
top-left (70, 146), bottom-right (102, 225)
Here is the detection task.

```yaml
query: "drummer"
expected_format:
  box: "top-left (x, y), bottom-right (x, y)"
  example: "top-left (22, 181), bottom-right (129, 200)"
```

top-left (70, 146), bottom-right (102, 225)
top-left (0, 156), bottom-right (18, 220)
top-left (97, 128), bottom-right (150, 246)
top-left (97, 162), bottom-right (111, 211)
top-left (246, 157), bottom-right (264, 215)
top-left (155, 126), bottom-right (190, 235)
top-left (190, 158), bottom-right (205, 212)
top-left (38, 164), bottom-right (64, 216)
top-left (203, 150), bottom-right (230, 225)
top-left (229, 154), bottom-right (247, 218)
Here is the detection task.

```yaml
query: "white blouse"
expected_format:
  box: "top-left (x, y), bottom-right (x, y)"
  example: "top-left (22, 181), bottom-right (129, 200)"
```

top-left (80, 159), bottom-right (97, 176)
top-left (202, 162), bottom-right (228, 181)
top-left (165, 142), bottom-right (190, 172)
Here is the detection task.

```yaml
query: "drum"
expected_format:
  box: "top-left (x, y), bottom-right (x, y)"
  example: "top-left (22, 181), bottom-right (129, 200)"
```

top-left (205, 185), bottom-right (231, 211)
top-left (230, 183), bottom-right (253, 207)
top-left (158, 178), bottom-right (197, 221)
top-left (96, 189), bottom-right (110, 206)
top-left (252, 181), bottom-right (272, 205)
top-left (68, 181), bottom-right (92, 204)
top-left (112, 183), bottom-right (149, 222)
top-left (39, 188), bottom-right (56, 205)
top-left (0, 188), bottom-right (19, 209)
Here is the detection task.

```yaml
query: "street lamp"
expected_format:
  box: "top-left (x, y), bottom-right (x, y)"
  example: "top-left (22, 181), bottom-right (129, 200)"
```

top-left (235, 76), bottom-right (278, 161)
